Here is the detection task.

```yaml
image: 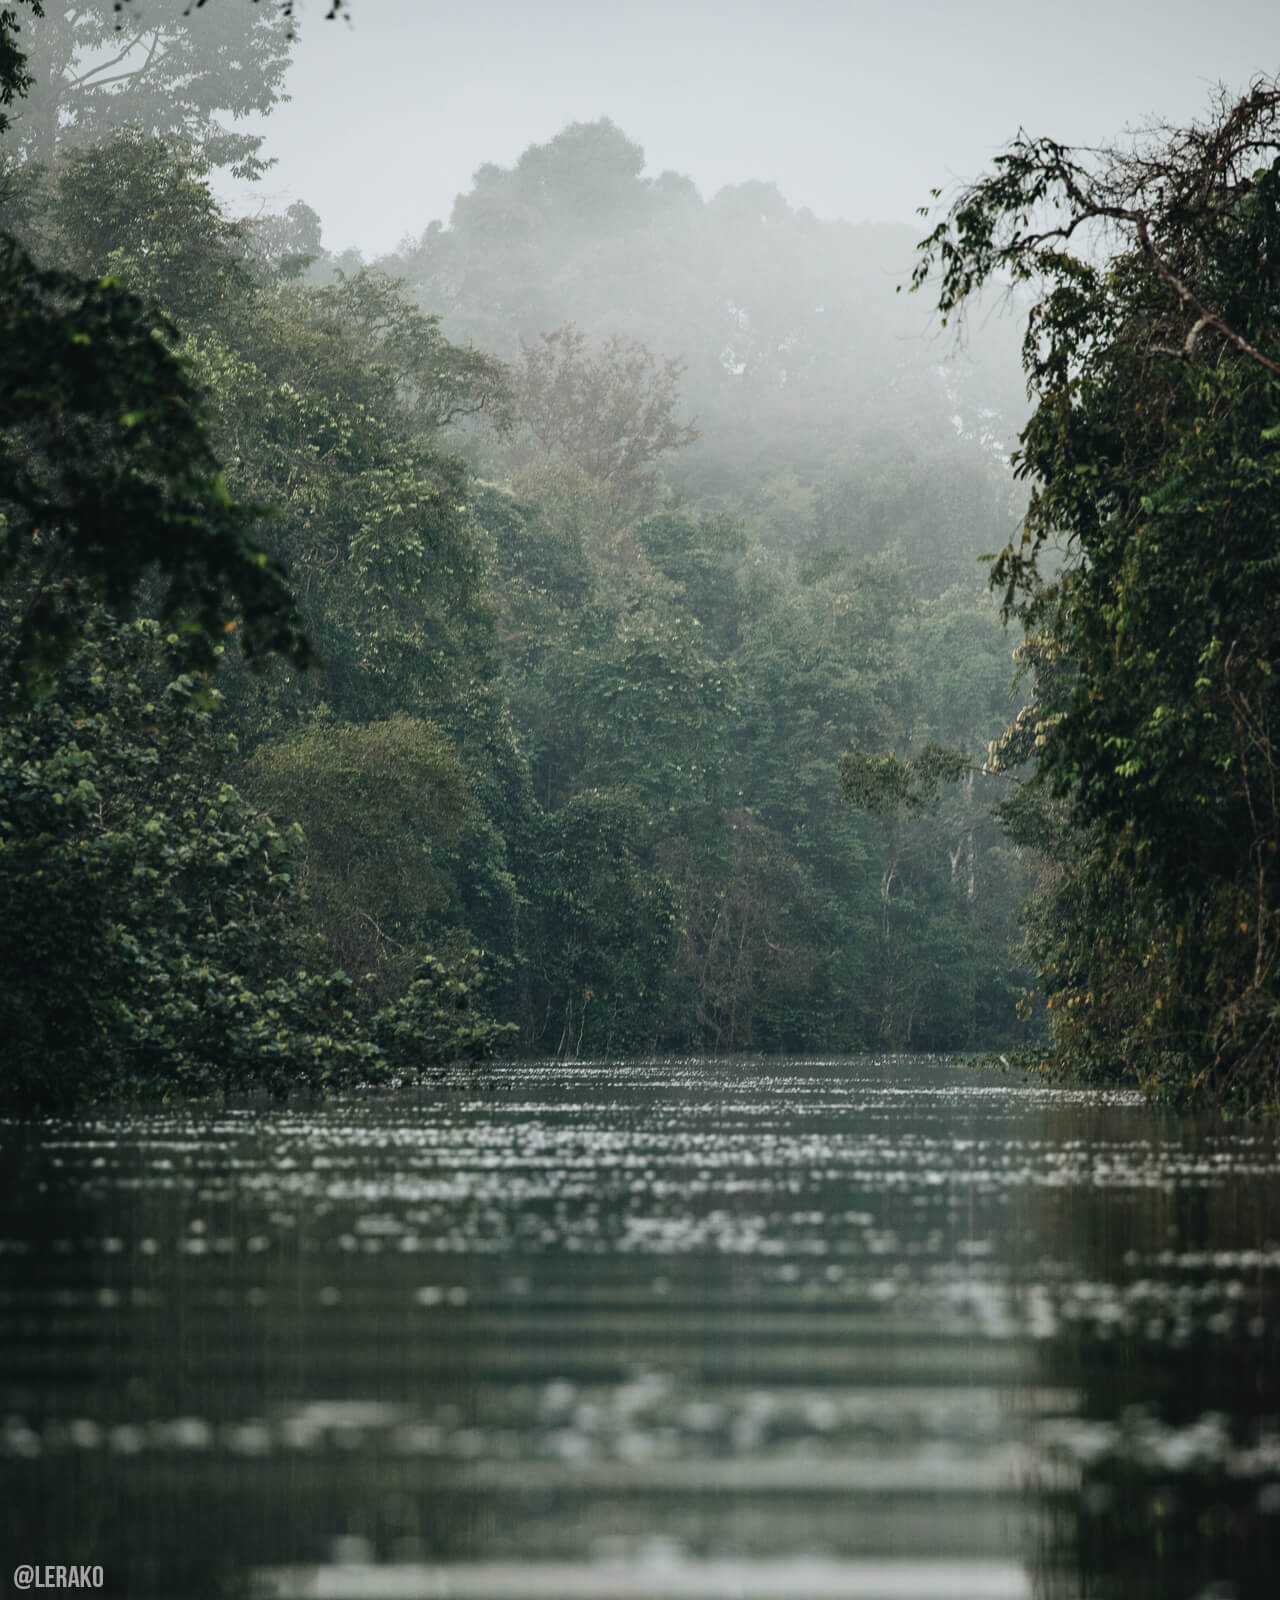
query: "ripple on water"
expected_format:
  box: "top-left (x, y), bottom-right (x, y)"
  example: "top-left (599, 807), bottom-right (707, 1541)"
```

top-left (3, 1056), bottom-right (1279, 1590)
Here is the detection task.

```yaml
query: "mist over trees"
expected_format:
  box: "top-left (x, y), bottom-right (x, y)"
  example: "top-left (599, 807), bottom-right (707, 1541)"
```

top-left (381, 119), bottom-right (1025, 579)
top-left (6, 2), bottom-right (293, 177)
top-left (23, 0), bottom-right (1240, 1108)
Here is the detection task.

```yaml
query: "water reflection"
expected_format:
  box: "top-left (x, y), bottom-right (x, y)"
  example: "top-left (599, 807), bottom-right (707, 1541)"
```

top-left (1016, 1099), bottom-right (1280, 1599)
top-left (1, 1058), bottom-right (1277, 1597)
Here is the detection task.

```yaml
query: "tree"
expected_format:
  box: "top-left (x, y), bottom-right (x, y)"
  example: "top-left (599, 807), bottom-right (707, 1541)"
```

top-left (0, 599), bottom-right (377, 1107)
top-left (503, 119), bottom-right (651, 235)
top-left (0, 595), bottom-right (512, 1109)
top-left (394, 120), bottom-right (654, 351)
top-left (507, 325), bottom-right (698, 521)
top-left (662, 810), bottom-right (824, 1053)
top-left (243, 715), bottom-right (468, 994)
top-left (9, 0), bottom-right (293, 178)
top-left (241, 198), bottom-right (324, 279)
top-left (21, 134), bottom-right (506, 738)
top-left (517, 788), bottom-right (678, 1056)
top-left (0, 3), bottom-right (36, 137)
top-left (45, 129), bottom-right (256, 323)
top-left (0, 232), bottom-right (308, 698)
top-left (192, 272), bottom-right (505, 738)
top-left (0, 10), bottom-right (309, 698)
top-left (382, 116), bottom-right (1024, 544)
top-left (912, 81), bottom-right (1280, 1109)
top-left (0, 17), bottom-right (520, 1107)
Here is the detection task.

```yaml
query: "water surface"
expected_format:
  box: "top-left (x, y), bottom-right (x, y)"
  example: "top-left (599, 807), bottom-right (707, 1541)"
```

top-left (2, 1057), bottom-right (1278, 1597)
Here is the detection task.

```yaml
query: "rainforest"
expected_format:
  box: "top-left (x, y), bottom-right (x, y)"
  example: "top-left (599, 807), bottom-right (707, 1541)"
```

top-left (7, 9), bottom-right (1280, 1600)
top-left (4, 4), bottom-right (1280, 1119)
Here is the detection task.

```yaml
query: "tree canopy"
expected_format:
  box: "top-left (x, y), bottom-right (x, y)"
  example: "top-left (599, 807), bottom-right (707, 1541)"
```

top-left (7, 1), bottom-right (293, 177)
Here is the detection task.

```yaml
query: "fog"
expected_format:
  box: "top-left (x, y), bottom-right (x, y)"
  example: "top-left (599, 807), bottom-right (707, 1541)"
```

top-left (4, 0), bottom-right (1056, 1072)
top-left (217, 0), bottom-right (1280, 258)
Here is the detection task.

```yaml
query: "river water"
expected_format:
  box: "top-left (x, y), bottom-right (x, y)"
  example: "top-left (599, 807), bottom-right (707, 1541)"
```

top-left (2, 1056), bottom-right (1278, 1598)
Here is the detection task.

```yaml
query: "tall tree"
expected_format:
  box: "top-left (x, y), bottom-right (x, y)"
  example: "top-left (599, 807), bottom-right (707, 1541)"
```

top-left (9, 0), bottom-right (292, 177)
top-left (0, 5), bottom-right (308, 696)
top-left (913, 81), bottom-right (1280, 1109)
top-left (505, 325), bottom-right (698, 521)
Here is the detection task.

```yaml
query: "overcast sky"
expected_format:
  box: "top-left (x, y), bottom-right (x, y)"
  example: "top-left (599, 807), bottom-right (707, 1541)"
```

top-left (214, 0), bottom-right (1280, 258)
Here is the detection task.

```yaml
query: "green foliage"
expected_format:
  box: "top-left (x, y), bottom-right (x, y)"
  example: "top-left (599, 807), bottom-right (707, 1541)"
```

top-left (476, 479), bottom-right (592, 617)
top-left (242, 199), bottom-right (325, 280)
top-left (10, 137), bottom-right (508, 734)
top-left (913, 81), bottom-right (1280, 1110)
top-left (479, 443), bottom-right (1031, 1055)
top-left (0, 99), bottom-right (516, 1105)
top-left (181, 277), bottom-right (503, 735)
top-left (0, 34), bottom-right (308, 702)
top-left (374, 115), bottom-right (1034, 1058)
top-left (375, 948), bottom-right (517, 1074)
top-left (45, 131), bottom-right (255, 324)
top-left (244, 715), bottom-right (468, 995)
top-left (838, 743), bottom-right (970, 815)
top-left (662, 810), bottom-right (828, 1053)
top-left (0, 601), bottom-right (517, 1110)
top-left (547, 613), bottom-right (736, 809)
top-left (518, 789), bottom-right (678, 1056)
top-left (0, 232), bottom-right (308, 698)
top-left (11, 0), bottom-right (292, 177)
top-left (384, 116), bottom-right (1024, 562)
top-left (0, 3), bottom-right (39, 137)
top-left (634, 511), bottom-right (746, 653)
top-left (0, 604), bottom-right (373, 1108)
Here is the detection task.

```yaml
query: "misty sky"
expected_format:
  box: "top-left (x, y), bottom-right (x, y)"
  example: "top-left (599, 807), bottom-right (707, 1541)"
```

top-left (217, 0), bottom-right (1280, 258)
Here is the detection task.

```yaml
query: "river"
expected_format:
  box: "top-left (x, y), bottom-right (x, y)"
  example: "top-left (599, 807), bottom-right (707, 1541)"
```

top-left (2, 1056), bottom-right (1278, 1598)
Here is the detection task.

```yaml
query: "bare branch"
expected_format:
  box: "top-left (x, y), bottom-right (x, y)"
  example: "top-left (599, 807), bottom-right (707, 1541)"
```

top-left (1131, 214), bottom-right (1280, 374)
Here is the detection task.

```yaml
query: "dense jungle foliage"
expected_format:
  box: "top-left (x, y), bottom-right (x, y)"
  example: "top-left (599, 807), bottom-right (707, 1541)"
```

top-left (28, 6), bottom-right (1280, 1109)
top-left (915, 82), bottom-right (1280, 1113)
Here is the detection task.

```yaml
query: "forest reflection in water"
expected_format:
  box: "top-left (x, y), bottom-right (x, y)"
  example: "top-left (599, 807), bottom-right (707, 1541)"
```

top-left (2, 1057), bottom-right (1278, 1598)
